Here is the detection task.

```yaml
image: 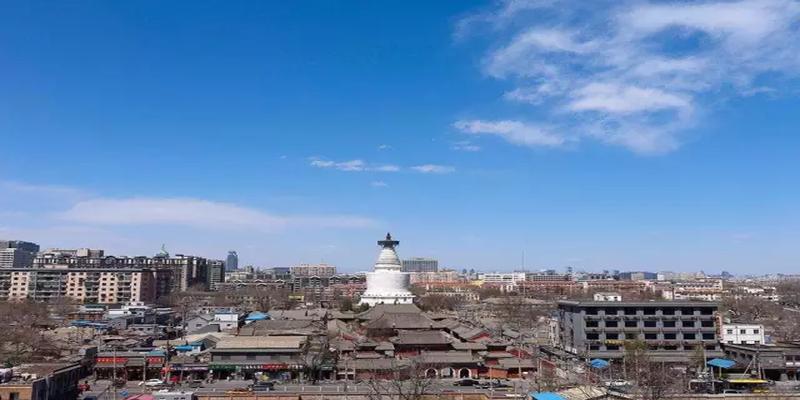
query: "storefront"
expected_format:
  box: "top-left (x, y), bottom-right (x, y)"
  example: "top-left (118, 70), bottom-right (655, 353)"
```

top-left (165, 363), bottom-right (210, 382)
top-left (207, 362), bottom-right (304, 381)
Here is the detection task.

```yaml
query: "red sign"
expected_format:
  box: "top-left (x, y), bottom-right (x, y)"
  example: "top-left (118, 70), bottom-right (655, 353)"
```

top-left (147, 357), bottom-right (164, 364)
top-left (96, 357), bottom-right (127, 364)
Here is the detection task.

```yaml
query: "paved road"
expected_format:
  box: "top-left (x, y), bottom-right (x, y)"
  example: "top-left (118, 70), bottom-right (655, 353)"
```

top-left (82, 378), bottom-right (533, 399)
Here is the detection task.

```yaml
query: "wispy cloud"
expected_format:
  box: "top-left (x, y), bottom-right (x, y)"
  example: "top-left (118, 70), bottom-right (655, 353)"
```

top-left (370, 181), bottom-right (389, 188)
top-left (457, 0), bottom-right (800, 154)
top-left (58, 197), bottom-right (376, 231)
top-left (410, 164), bottom-right (456, 174)
top-left (377, 144), bottom-right (392, 150)
top-left (451, 140), bottom-right (482, 152)
top-left (309, 158), bottom-right (400, 172)
top-left (309, 157), bottom-right (455, 174)
top-left (454, 119), bottom-right (567, 148)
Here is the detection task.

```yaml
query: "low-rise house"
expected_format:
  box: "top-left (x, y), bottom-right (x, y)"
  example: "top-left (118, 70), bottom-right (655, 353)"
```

top-left (184, 315), bottom-right (214, 334)
top-left (213, 312), bottom-right (243, 331)
top-left (209, 336), bottom-right (307, 380)
top-left (721, 323), bottom-right (765, 345)
top-left (0, 363), bottom-right (85, 400)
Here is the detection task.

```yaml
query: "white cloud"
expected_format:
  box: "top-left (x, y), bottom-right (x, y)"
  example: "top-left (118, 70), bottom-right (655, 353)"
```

top-left (370, 181), bottom-right (389, 188)
top-left (452, 140), bottom-right (482, 152)
top-left (309, 158), bottom-right (399, 173)
top-left (377, 144), bottom-right (392, 150)
top-left (454, 119), bottom-right (567, 148)
top-left (568, 83), bottom-right (692, 115)
top-left (410, 165), bottom-right (456, 174)
top-left (457, 0), bottom-right (800, 154)
top-left (58, 197), bottom-right (376, 231)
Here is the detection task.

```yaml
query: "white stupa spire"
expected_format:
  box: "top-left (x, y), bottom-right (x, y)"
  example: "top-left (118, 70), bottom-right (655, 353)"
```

top-left (359, 232), bottom-right (415, 306)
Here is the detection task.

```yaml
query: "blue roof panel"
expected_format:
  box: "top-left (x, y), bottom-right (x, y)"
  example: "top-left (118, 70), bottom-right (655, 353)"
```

top-left (530, 393), bottom-right (566, 400)
top-left (707, 358), bottom-right (736, 369)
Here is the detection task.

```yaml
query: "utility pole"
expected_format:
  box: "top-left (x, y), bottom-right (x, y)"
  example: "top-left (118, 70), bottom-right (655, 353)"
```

top-left (112, 347), bottom-right (118, 400)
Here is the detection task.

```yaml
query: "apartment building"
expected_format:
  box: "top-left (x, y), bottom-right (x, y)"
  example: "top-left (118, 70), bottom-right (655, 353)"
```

top-left (557, 300), bottom-right (722, 362)
top-left (0, 267), bottom-right (168, 303)
top-left (290, 264), bottom-right (336, 277)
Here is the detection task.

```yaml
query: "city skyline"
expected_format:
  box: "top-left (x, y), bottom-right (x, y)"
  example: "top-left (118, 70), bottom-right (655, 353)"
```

top-left (1, 1), bottom-right (799, 273)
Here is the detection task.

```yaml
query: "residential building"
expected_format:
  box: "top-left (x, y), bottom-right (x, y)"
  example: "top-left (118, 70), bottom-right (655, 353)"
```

top-left (409, 270), bottom-right (460, 284)
top-left (557, 300), bottom-right (722, 362)
top-left (226, 251), bottom-right (238, 271)
top-left (290, 263), bottom-right (336, 277)
top-left (478, 272), bottom-right (526, 285)
top-left (0, 267), bottom-right (169, 303)
top-left (402, 257), bottom-right (438, 273)
top-left (0, 240), bottom-right (40, 268)
top-left (721, 323), bottom-right (765, 345)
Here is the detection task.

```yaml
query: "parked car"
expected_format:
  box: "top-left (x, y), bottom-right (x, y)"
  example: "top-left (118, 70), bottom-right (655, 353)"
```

top-left (453, 378), bottom-right (481, 387)
top-left (251, 381), bottom-right (274, 392)
top-left (480, 379), bottom-right (510, 389)
top-left (143, 378), bottom-right (166, 387)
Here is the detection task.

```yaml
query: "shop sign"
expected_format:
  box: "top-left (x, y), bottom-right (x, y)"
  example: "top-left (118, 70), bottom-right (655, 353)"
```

top-left (97, 357), bottom-right (128, 364)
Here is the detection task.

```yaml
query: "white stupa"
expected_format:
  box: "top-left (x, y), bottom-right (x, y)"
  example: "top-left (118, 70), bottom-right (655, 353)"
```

top-left (359, 233), bottom-right (414, 306)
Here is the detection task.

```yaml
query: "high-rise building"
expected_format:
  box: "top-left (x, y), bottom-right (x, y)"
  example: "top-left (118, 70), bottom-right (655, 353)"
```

top-left (401, 257), bottom-right (438, 273)
top-left (226, 251), bottom-right (239, 271)
top-left (0, 240), bottom-right (40, 268)
top-left (208, 259), bottom-right (226, 289)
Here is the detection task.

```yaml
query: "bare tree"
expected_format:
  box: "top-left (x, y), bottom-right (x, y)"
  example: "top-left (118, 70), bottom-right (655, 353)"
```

top-left (0, 301), bottom-right (58, 366)
top-left (365, 359), bottom-right (436, 400)
top-left (623, 340), bottom-right (685, 400)
top-left (417, 294), bottom-right (459, 312)
top-left (776, 280), bottom-right (800, 308)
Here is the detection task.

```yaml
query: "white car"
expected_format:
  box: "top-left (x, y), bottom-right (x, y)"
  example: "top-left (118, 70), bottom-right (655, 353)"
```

top-left (142, 379), bottom-right (165, 387)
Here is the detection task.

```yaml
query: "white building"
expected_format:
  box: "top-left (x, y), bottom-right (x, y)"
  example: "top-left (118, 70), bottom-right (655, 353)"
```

top-left (359, 233), bottom-right (414, 306)
top-left (721, 324), bottom-right (765, 345)
top-left (213, 312), bottom-right (242, 331)
top-left (477, 272), bottom-right (527, 284)
top-left (593, 292), bottom-right (622, 302)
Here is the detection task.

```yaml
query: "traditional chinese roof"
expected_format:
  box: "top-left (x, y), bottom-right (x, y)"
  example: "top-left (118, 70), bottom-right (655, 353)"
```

top-left (390, 330), bottom-right (453, 346)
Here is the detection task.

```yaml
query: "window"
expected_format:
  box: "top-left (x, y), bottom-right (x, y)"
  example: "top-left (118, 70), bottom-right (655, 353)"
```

top-left (701, 320), bottom-right (714, 327)
top-left (663, 321), bottom-right (676, 328)
top-left (643, 308), bottom-right (656, 315)
top-left (740, 329), bottom-right (747, 334)
top-left (605, 321), bottom-right (618, 328)
top-left (589, 345), bottom-right (599, 351)
top-left (625, 321), bottom-right (638, 328)
top-left (10, 392), bottom-right (20, 400)
top-left (753, 340), bottom-right (760, 344)
top-left (664, 333), bottom-right (677, 340)
top-left (702, 333), bottom-right (715, 340)
top-left (625, 333), bottom-right (637, 340)
top-left (753, 329), bottom-right (760, 334)
top-left (683, 333), bottom-right (696, 340)
top-left (586, 321), bottom-right (598, 328)
top-left (726, 329), bottom-right (734, 334)
top-left (645, 333), bottom-right (658, 340)
top-left (606, 345), bottom-right (620, 351)
top-left (644, 321), bottom-right (657, 328)
top-left (587, 333), bottom-right (599, 340)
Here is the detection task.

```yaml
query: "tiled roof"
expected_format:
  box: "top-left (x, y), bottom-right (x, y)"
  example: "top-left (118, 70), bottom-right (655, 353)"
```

top-left (215, 336), bottom-right (306, 350)
top-left (390, 330), bottom-right (452, 345)
top-left (364, 312), bottom-right (442, 330)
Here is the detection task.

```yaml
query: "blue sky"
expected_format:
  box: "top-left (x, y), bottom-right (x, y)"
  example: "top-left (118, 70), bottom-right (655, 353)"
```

top-left (1, 0), bottom-right (799, 273)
